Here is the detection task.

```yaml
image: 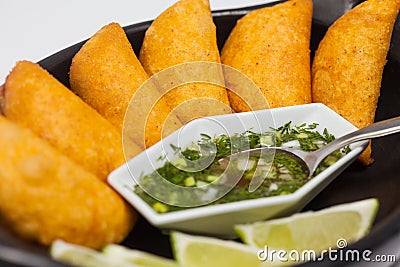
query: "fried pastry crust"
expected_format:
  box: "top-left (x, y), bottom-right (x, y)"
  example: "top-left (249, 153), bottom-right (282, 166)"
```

top-left (2, 61), bottom-right (141, 180)
top-left (0, 115), bottom-right (136, 249)
top-left (139, 0), bottom-right (231, 123)
top-left (312, 0), bottom-right (400, 165)
top-left (221, 0), bottom-right (313, 111)
top-left (70, 23), bottom-right (181, 148)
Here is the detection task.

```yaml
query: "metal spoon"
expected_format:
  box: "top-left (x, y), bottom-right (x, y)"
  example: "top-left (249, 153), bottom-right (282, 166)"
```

top-left (236, 116), bottom-right (400, 192)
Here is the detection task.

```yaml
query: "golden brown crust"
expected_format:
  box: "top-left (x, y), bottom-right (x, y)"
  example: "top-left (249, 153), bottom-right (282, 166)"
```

top-left (139, 0), bottom-right (231, 123)
top-left (70, 23), bottom-right (180, 148)
top-left (221, 0), bottom-right (313, 111)
top-left (0, 115), bottom-right (136, 249)
top-left (0, 85), bottom-right (4, 115)
top-left (312, 0), bottom-right (400, 164)
top-left (3, 61), bottom-right (141, 181)
top-left (140, 0), bottom-right (221, 74)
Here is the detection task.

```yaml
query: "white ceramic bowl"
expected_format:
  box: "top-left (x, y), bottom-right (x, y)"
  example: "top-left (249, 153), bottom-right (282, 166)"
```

top-left (108, 103), bottom-right (368, 237)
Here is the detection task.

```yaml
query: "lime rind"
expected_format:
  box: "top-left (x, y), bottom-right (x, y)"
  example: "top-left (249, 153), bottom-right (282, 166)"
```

top-left (171, 231), bottom-right (264, 267)
top-left (356, 198), bottom-right (379, 237)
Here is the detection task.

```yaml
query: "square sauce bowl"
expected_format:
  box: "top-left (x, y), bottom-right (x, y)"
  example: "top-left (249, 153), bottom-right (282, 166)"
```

top-left (108, 103), bottom-right (368, 237)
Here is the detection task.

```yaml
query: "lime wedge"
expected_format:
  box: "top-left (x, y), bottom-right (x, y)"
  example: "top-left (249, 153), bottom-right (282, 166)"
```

top-left (50, 239), bottom-right (138, 267)
top-left (171, 231), bottom-right (273, 267)
top-left (235, 198), bottom-right (379, 252)
top-left (103, 244), bottom-right (178, 267)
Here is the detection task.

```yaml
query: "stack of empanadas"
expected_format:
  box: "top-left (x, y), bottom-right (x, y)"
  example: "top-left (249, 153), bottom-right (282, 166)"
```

top-left (0, 0), bottom-right (399, 251)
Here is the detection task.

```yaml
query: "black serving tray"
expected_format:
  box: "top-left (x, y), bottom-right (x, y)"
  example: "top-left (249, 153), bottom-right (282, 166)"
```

top-left (1, 1), bottom-right (399, 266)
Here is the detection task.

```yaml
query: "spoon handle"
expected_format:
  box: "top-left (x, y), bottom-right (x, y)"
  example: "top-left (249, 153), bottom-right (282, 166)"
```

top-left (313, 116), bottom-right (400, 164)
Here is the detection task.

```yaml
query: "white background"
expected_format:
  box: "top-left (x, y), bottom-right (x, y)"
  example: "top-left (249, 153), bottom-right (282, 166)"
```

top-left (0, 0), bottom-right (399, 264)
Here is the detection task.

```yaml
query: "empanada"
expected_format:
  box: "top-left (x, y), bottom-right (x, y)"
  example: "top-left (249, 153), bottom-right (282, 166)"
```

top-left (2, 61), bottom-right (141, 181)
top-left (139, 0), bottom-right (231, 123)
top-left (312, 0), bottom-right (400, 164)
top-left (0, 115), bottom-right (136, 249)
top-left (221, 0), bottom-right (313, 111)
top-left (70, 23), bottom-right (181, 148)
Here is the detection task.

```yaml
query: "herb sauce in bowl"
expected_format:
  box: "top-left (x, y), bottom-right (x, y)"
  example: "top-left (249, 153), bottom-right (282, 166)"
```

top-left (134, 122), bottom-right (350, 213)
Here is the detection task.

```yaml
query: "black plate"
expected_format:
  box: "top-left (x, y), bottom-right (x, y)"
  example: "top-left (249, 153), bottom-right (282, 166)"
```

top-left (1, 1), bottom-right (399, 266)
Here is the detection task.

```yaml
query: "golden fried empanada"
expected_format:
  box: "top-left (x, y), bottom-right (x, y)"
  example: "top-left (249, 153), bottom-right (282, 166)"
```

top-left (0, 115), bottom-right (136, 249)
top-left (70, 23), bottom-right (181, 148)
top-left (221, 0), bottom-right (313, 111)
top-left (2, 61), bottom-right (141, 181)
top-left (312, 0), bottom-right (400, 165)
top-left (139, 0), bottom-right (231, 123)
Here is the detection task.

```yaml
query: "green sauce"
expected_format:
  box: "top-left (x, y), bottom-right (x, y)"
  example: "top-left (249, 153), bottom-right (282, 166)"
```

top-left (134, 122), bottom-right (350, 213)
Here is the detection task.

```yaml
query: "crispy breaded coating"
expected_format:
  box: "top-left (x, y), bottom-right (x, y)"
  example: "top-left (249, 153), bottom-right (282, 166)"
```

top-left (221, 0), bottom-right (313, 111)
top-left (2, 61), bottom-right (142, 181)
top-left (312, 0), bottom-right (400, 165)
top-left (139, 0), bottom-right (231, 124)
top-left (0, 115), bottom-right (136, 249)
top-left (0, 85), bottom-right (4, 115)
top-left (70, 23), bottom-right (181, 148)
